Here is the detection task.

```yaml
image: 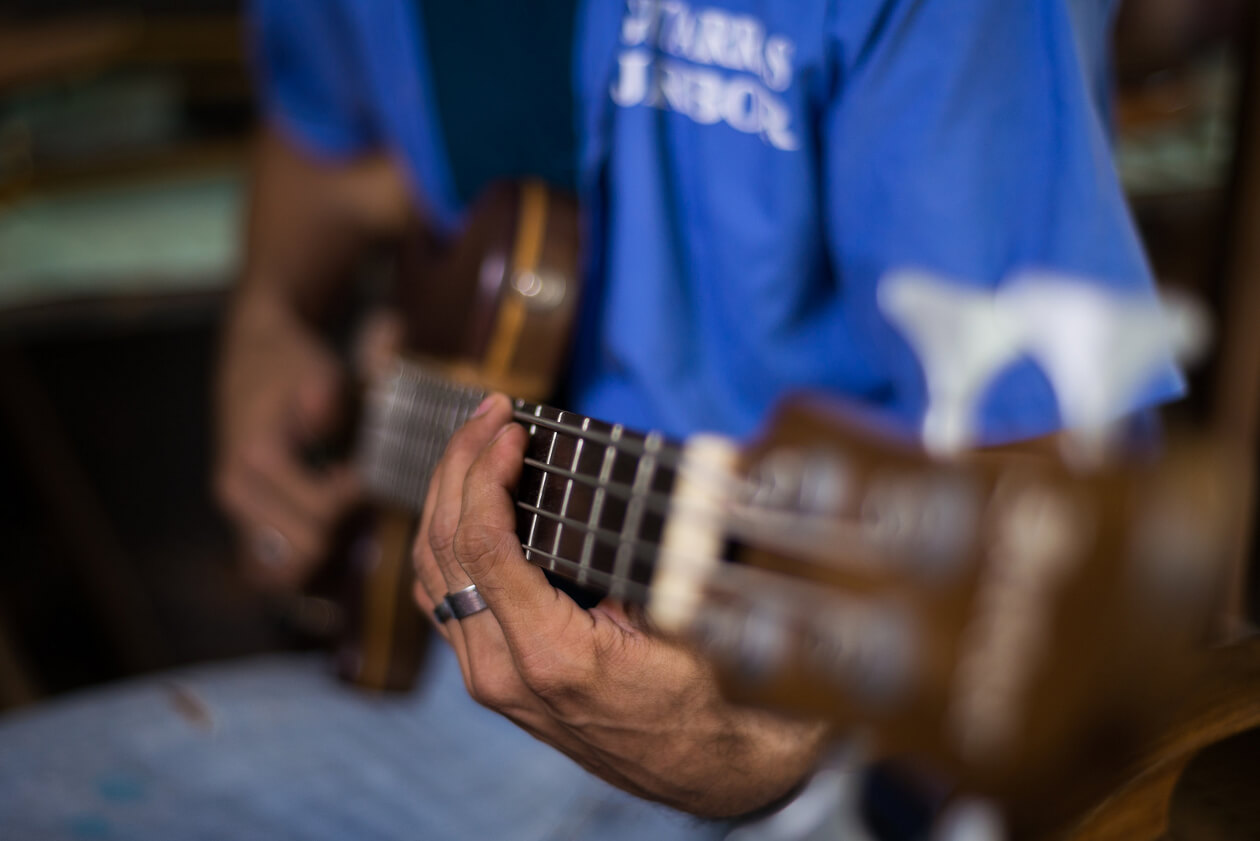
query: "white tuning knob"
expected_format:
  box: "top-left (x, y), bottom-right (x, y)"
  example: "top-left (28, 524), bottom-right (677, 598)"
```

top-left (1002, 272), bottom-right (1180, 444)
top-left (879, 270), bottom-right (1026, 455)
top-left (879, 269), bottom-right (1186, 458)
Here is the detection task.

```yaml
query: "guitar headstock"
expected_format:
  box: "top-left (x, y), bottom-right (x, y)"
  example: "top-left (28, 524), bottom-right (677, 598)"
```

top-left (650, 271), bottom-right (1231, 831)
top-left (654, 398), bottom-right (1233, 825)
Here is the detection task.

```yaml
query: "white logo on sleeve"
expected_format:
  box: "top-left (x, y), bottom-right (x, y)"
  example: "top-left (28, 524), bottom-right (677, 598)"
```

top-left (611, 0), bottom-right (799, 151)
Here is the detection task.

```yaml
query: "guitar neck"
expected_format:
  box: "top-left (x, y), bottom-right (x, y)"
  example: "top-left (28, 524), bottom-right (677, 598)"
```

top-left (357, 358), bottom-right (684, 603)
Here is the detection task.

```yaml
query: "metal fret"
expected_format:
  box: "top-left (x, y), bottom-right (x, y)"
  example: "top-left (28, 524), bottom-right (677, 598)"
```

top-left (512, 409), bottom-right (682, 468)
top-left (525, 403), bottom-right (557, 571)
top-left (521, 544), bottom-right (651, 603)
top-left (515, 500), bottom-right (657, 562)
top-left (554, 417), bottom-right (587, 582)
top-left (522, 456), bottom-right (678, 514)
top-left (610, 432), bottom-right (661, 600)
top-left (360, 362), bottom-right (694, 602)
top-left (579, 425), bottom-right (622, 584)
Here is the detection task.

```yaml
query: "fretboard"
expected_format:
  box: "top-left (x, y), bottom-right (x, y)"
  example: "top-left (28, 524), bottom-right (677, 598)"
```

top-left (357, 360), bottom-right (683, 602)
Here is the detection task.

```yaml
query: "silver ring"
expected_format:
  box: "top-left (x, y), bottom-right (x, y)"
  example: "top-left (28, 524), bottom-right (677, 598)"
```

top-left (444, 584), bottom-right (489, 620)
top-left (252, 526), bottom-right (291, 568)
top-left (433, 600), bottom-right (454, 624)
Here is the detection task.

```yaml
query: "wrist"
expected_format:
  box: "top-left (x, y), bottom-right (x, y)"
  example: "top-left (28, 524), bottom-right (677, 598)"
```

top-left (671, 710), bottom-right (831, 819)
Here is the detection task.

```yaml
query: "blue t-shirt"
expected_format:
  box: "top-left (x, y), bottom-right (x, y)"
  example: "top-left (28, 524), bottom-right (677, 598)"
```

top-left (252, 0), bottom-right (1181, 443)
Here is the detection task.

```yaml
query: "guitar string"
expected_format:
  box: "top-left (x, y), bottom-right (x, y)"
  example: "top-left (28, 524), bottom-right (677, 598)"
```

top-left (519, 544), bottom-right (652, 603)
top-left (511, 405), bottom-right (723, 591)
top-left (516, 456), bottom-right (905, 602)
top-left (372, 372), bottom-right (867, 596)
top-left (512, 412), bottom-right (761, 512)
top-left (521, 457), bottom-right (675, 517)
top-left (370, 388), bottom-right (656, 590)
top-left (376, 439), bottom-right (885, 606)
top-left (367, 369), bottom-right (750, 502)
top-left (518, 540), bottom-right (820, 613)
top-left (520, 458), bottom-right (885, 568)
top-left (368, 367), bottom-right (816, 611)
top-left (511, 408), bottom-right (683, 466)
top-left (374, 396), bottom-right (875, 579)
top-left (514, 500), bottom-right (660, 564)
top-left (378, 406), bottom-right (819, 563)
top-left (372, 369), bottom-right (967, 619)
top-left (510, 406), bottom-right (758, 499)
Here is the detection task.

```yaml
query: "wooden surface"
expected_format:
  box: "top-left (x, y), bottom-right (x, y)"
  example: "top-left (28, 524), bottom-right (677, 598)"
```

top-left (0, 14), bottom-right (243, 91)
top-left (711, 398), bottom-right (1229, 832)
top-left (1061, 636), bottom-right (1260, 841)
top-left (1168, 726), bottom-right (1260, 839)
top-left (1214, 5), bottom-right (1260, 627)
top-left (0, 17), bottom-right (140, 90)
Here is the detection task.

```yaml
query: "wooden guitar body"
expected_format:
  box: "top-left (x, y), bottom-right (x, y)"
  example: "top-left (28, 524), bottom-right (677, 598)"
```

top-left (335, 181), bottom-right (580, 691)
top-left (395, 181), bottom-right (581, 399)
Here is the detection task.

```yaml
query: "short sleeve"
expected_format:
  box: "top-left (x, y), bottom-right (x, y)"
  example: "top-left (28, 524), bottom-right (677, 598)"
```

top-left (823, 0), bottom-right (1184, 444)
top-left (250, 0), bottom-right (379, 157)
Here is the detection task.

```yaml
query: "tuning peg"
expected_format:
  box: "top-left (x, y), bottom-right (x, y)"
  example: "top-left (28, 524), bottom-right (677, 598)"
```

top-left (879, 270), bottom-right (1026, 455)
top-left (880, 269), bottom-right (1187, 460)
top-left (1002, 272), bottom-right (1181, 457)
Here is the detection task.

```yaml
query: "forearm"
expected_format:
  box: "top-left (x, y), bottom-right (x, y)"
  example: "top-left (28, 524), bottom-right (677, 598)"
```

top-left (214, 127), bottom-right (412, 583)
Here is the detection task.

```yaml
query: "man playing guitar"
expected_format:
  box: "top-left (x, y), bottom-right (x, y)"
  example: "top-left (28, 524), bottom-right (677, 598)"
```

top-left (212, 0), bottom-right (1182, 836)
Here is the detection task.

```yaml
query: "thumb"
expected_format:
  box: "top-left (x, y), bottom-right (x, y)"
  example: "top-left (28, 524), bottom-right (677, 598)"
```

top-left (457, 422), bottom-right (583, 646)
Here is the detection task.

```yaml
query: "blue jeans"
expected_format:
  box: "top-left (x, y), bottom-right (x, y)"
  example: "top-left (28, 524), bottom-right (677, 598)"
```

top-left (0, 645), bottom-right (730, 840)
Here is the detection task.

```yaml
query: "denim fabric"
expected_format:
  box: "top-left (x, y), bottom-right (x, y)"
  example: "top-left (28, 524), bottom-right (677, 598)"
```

top-left (0, 646), bottom-right (728, 841)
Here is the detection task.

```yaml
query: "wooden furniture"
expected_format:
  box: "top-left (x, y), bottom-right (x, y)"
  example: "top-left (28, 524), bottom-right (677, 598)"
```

top-left (1212, 2), bottom-right (1260, 629)
top-left (1062, 636), bottom-right (1260, 841)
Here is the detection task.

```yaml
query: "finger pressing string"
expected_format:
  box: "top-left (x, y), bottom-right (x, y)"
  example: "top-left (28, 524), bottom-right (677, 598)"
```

top-left (454, 422), bottom-right (586, 651)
